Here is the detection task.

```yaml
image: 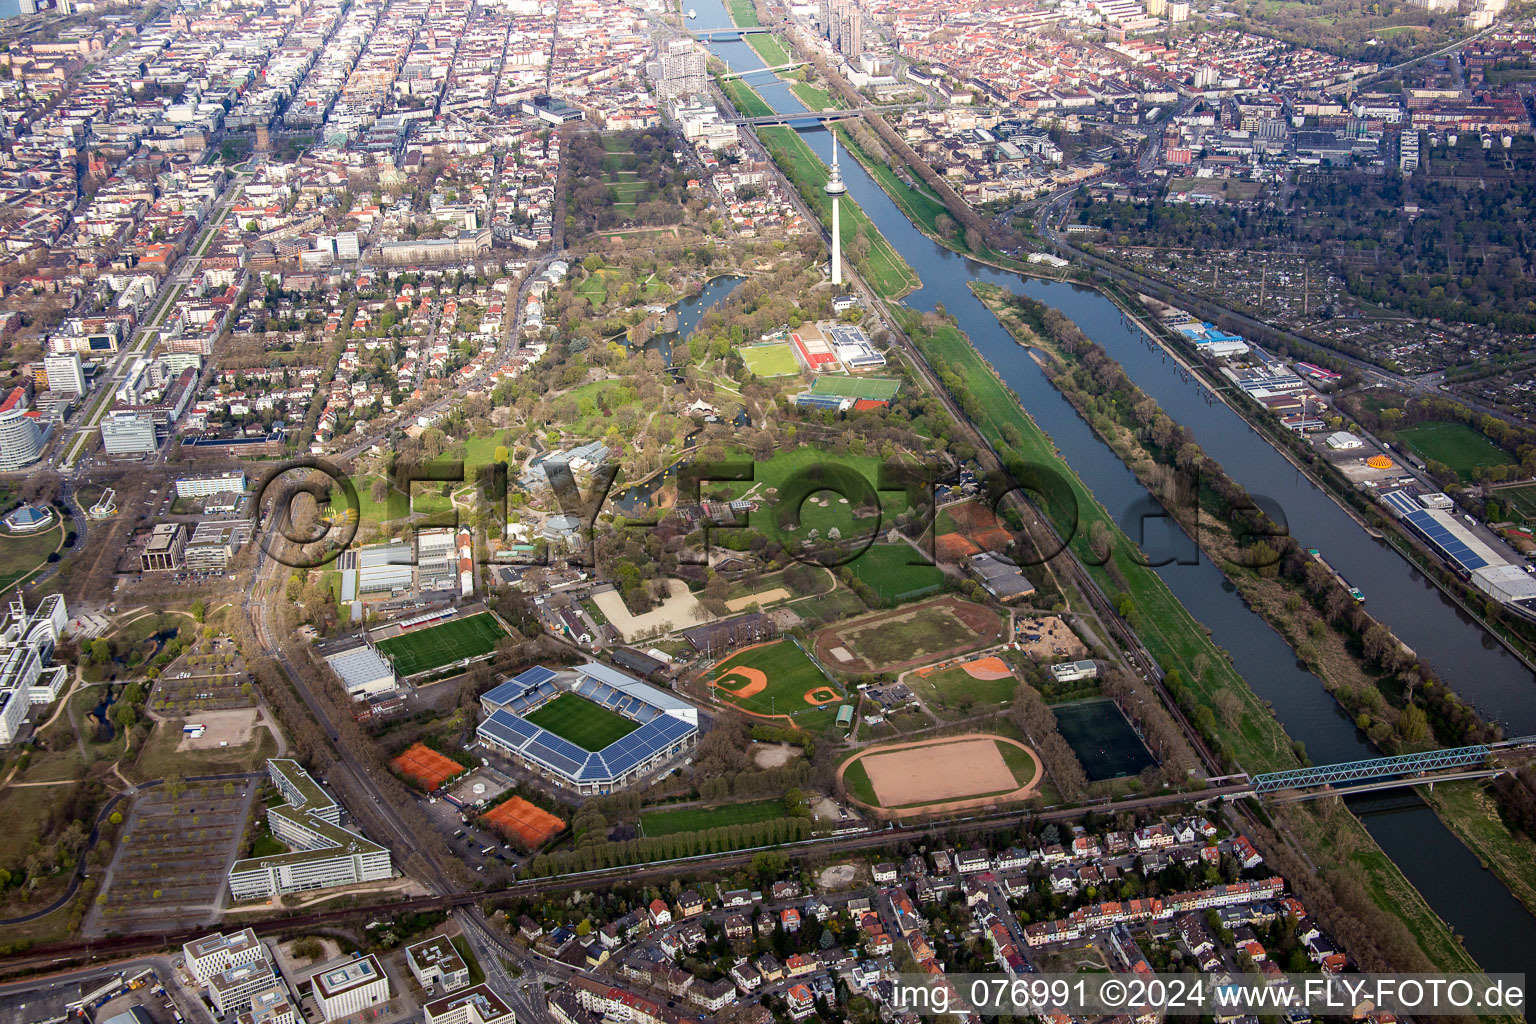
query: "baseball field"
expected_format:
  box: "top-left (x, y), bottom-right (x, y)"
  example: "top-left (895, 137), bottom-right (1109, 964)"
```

top-left (375, 612), bottom-right (507, 676)
top-left (524, 692), bottom-right (640, 750)
top-left (706, 637), bottom-right (844, 729)
top-left (839, 734), bottom-right (1041, 816)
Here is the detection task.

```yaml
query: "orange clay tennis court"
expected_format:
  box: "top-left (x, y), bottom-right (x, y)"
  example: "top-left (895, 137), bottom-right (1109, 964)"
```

top-left (483, 796), bottom-right (566, 848)
top-left (391, 743), bottom-right (465, 790)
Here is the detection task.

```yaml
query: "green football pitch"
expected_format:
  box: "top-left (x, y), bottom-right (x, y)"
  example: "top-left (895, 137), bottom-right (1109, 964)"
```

top-left (524, 693), bottom-right (641, 750)
top-left (375, 613), bottom-right (507, 676)
top-left (809, 375), bottom-right (902, 402)
top-left (740, 343), bottom-right (800, 377)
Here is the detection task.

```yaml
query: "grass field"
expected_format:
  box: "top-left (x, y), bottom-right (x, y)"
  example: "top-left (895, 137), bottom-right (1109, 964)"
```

top-left (741, 343), bottom-right (801, 377)
top-left (376, 613), bottom-right (507, 677)
top-left (838, 602), bottom-right (987, 666)
top-left (789, 81), bottom-right (842, 110)
top-left (848, 542), bottom-right (943, 603)
top-left (1396, 420), bottom-right (1516, 482)
top-left (809, 375), bottom-right (902, 402)
top-left (723, 78), bottom-right (775, 118)
top-left (725, 0), bottom-right (759, 26)
top-left (708, 637), bottom-right (842, 729)
top-left (912, 663), bottom-right (1017, 715)
top-left (745, 32), bottom-right (793, 67)
top-left (0, 520), bottom-right (61, 594)
top-left (641, 798), bottom-right (786, 836)
top-left (525, 693), bottom-right (641, 750)
top-left (758, 125), bottom-right (921, 300)
top-left (1495, 483), bottom-right (1536, 524)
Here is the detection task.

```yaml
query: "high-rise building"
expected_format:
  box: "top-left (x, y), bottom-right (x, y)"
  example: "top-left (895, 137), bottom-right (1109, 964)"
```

top-left (43, 353), bottom-right (85, 396)
top-left (99, 410), bottom-right (157, 455)
top-left (652, 39), bottom-right (707, 99)
top-left (825, 139), bottom-right (847, 286)
top-left (0, 390), bottom-right (41, 471)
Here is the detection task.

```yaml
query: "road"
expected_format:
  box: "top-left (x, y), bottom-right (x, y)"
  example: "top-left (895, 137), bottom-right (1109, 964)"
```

top-left (57, 164), bottom-right (256, 473)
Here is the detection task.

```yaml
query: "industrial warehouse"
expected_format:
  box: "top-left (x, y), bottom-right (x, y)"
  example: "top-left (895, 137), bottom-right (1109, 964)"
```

top-left (476, 662), bottom-right (699, 796)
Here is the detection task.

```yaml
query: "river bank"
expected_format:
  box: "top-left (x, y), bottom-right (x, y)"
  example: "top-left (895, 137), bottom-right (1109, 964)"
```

top-left (692, 0), bottom-right (1536, 977)
top-left (974, 280), bottom-right (1536, 922)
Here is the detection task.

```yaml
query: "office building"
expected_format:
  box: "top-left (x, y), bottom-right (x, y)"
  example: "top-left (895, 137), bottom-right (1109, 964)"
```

top-left (141, 523), bottom-right (187, 571)
top-left (175, 471), bottom-right (247, 499)
top-left (227, 759), bottom-right (392, 900)
top-left (184, 928), bottom-right (268, 984)
top-left (43, 353), bottom-right (86, 395)
top-left (209, 961), bottom-right (282, 1018)
top-left (423, 985), bottom-right (516, 1024)
top-left (311, 955), bottom-right (389, 1022)
top-left (334, 231), bottom-right (360, 260)
top-left (405, 934), bottom-right (470, 993)
top-left (100, 410), bottom-right (158, 455)
top-left (0, 390), bottom-right (42, 471)
top-left (0, 595), bottom-right (69, 745)
top-left (184, 520), bottom-right (251, 570)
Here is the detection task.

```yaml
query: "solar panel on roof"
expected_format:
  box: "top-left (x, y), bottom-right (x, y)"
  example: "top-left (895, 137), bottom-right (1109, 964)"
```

top-left (515, 665), bottom-right (557, 687)
top-left (479, 711), bottom-right (538, 750)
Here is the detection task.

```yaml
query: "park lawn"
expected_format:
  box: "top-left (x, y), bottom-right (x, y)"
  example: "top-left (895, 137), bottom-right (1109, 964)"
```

top-left (789, 81), bottom-right (842, 110)
top-left (525, 692), bottom-right (641, 750)
top-left (847, 542), bottom-right (943, 604)
top-left (1395, 420), bottom-right (1516, 482)
top-left (129, 718), bottom-right (278, 783)
top-left (641, 798), bottom-right (786, 836)
top-left (715, 445), bottom-right (893, 543)
top-left (576, 272), bottom-right (610, 307)
top-left (456, 433), bottom-right (512, 474)
top-left (723, 78), bottom-right (775, 118)
top-left (788, 586), bottom-right (866, 622)
top-left (746, 32), bottom-right (793, 68)
top-left (740, 343), bottom-right (800, 376)
top-left (332, 473), bottom-right (406, 529)
top-left (912, 663), bottom-right (1017, 714)
top-left (0, 521), bottom-right (62, 594)
top-left (376, 612), bottom-right (507, 676)
top-left (709, 637), bottom-right (842, 729)
top-left (758, 125), bottom-right (921, 301)
top-left (839, 602), bottom-right (986, 666)
top-left (724, 0), bottom-right (760, 26)
top-left (0, 782), bottom-right (58, 869)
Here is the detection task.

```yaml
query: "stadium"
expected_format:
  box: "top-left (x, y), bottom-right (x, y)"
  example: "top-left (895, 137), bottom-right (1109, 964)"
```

top-left (476, 662), bottom-right (700, 795)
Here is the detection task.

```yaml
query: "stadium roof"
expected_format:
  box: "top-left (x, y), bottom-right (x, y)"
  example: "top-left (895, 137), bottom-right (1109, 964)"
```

top-left (482, 665), bottom-right (556, 707)
top-left (575, 661), bottom-right (693, 715)
top-left (477, 662), bottom-right (700, 787)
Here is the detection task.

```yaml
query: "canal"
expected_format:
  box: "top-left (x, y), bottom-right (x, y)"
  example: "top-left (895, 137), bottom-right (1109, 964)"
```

top-left (693, 0), bottom-right (1536, 972)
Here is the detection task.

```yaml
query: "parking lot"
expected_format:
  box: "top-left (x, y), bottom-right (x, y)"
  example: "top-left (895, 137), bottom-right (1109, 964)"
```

top-left (86, 778), bottom-right (258, 936)
top-left (415, 781), bottom-right (524, 877)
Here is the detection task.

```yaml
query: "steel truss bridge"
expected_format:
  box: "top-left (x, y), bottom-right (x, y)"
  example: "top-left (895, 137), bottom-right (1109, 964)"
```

top-left (1251, 745), bottom-right (1493, 794)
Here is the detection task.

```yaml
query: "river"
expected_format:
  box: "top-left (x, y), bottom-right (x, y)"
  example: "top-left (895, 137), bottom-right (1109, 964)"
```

top-left (692, 0), bottom-right (1536, 973)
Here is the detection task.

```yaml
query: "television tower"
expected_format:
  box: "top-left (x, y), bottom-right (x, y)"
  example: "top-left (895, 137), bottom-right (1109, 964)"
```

top-left (825, 137), bottom-right (847, 286)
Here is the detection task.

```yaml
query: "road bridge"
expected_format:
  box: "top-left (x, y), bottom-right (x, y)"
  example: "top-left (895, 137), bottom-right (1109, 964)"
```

top-left (719, 61), bottom-right (805, 80)
top-left (690, 26), bottom-right (772, 38)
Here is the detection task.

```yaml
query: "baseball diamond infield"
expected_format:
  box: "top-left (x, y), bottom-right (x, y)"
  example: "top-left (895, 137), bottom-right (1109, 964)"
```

top-left (838, 734), bottom-right (1042, 816)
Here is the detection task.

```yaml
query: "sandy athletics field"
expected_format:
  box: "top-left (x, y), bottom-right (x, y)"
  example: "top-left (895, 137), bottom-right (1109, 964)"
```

top-left (961, 655), bottom-right (1013, 679)
top-left (840, 734), bottom-right (1042, 817)
top-left (591, 579), bottom-right (713, 641)
top-left (726, 588), bottom-right (791, 612)
top-left (863, 738), bottom-right (1013, 805)
top-left (814, 595), bottom-right (1002, 674)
